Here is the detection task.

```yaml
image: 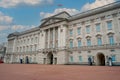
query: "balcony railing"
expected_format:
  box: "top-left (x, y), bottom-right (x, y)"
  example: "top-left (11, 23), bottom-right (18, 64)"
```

top-left (6, 43), bottom-right (120, 54)
top-left (6, 51), bottom-right (38, 55)
top-left (67, 43), bottom-right (120, 51)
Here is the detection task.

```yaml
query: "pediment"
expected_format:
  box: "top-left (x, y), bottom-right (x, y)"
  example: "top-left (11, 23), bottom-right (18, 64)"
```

top-left (40, 11), bottom-right (71, 27)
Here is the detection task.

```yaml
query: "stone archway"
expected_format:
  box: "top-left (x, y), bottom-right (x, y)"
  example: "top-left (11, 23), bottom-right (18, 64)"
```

top-left (47, 52), bottom-right (53, 64)
top-left (96, 53), bottom-right (105, 66)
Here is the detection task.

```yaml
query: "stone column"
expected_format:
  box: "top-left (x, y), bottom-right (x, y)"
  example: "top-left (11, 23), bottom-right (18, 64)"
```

top-left (47, 29), bottom-right (50, 48)
top-left (53, 28), bottom-right (55, 48)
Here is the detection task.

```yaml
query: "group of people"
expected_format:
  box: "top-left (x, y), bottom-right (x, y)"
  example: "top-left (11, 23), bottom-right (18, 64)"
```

top-left (20, 56), bottom-right (29, 64)
top-left (88, 56), bottom-right (113, 66)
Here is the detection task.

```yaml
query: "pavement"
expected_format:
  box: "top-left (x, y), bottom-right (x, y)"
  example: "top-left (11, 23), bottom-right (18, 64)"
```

top-left (0, 64), bottom-right (120, 80)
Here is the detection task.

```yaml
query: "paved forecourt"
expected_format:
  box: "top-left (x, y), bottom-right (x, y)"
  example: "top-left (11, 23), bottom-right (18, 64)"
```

top-left (0, 64), bottom-right (120, 80)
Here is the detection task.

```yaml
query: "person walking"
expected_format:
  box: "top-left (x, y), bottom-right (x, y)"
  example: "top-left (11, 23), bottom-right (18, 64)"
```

top-left (88, 57), bottom-right (92, 66)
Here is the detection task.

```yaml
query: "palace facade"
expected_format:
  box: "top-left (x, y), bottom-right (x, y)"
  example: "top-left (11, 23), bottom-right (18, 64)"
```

top-left (5, 2), bottom-right (120, 65)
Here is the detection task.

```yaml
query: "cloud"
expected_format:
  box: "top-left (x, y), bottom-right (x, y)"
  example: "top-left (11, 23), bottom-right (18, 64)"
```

top-left (0, 25), bottom-right (10, 31)
top-left (0, 0), bottom-right (54, 8)
top-left (40, 8), bottom-right (79, 18)
top-left (0, 12), bottom-right (13, 24)
top-left (81, 0), bottom-right (116, 11)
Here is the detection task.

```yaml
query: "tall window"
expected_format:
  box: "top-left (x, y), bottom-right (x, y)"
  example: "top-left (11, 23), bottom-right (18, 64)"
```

top-left (87, 39), bottom-right (91, 46)
top-left (96, 24), bottom-right (100, 32)
top-left (20, 47), bottom-right (22, 52)
top-left (109, 36), bottom-right (114, 45)
top-left (70, 56), bottom-right (73, 62)
top-left (36, 37), bottom-right (38, 43)
top-left (97, 38), bottom-right (102, 46)
top-left (86, 26), bottom-right (90, 33)
top-left (77, 27), bottom-right (81, 35)
top-left (79, 56), bottom-right (82, 62)
top-left (28, 39), bottom-right (29, 44)
top-left (112, 55), bottom-right (116, 61)
top-left (69, 29), bottom-right (73, 36)
top-left (34, 45), bottom-right (37, 51)
top-left (107, 21), bottom-right (112, 30)
top-left (70, 40), bottom-right (73, 48)
top-left (30, 46), bottom-right (32, 51)
top-left (78, 40), bottom-right (81, 47)
top-left (31, 38), bottom-right (33, 43)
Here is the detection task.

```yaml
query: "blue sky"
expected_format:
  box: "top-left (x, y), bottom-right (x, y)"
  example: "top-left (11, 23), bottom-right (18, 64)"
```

top-left (0, 0), bottom-right (118, 44)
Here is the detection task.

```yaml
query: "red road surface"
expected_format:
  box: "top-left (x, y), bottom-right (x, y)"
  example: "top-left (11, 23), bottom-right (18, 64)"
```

top-left (0, 64), bottom-right (120, 80)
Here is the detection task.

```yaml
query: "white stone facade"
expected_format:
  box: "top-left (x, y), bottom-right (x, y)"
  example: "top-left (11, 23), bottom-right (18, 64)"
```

top-left (5, 2), bottom-right (120, 66)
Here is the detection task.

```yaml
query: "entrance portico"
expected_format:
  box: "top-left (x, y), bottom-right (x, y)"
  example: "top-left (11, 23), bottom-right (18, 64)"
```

top-left (96, 53), bottom-right (105, 66)
top-left (47, 52), bottom-right (54, 64)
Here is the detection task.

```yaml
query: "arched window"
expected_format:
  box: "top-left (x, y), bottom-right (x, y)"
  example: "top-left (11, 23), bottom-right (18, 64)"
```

top-left (96, 34), bottom-right (102, 46)
top-left (86, 36), bottom-right (91, 46)
top-left (69, 40), bottom-right (73, 48)
top-left (109, 36), bottom-right (114, 45)
top-left (107, 32), bottom-right (115, 45)
top-left (78, 39), bottom-right (81, 47)
top-left (87, 39), bottom-right (91, 46)
top-left (97, 38), bottom-right (102, 46)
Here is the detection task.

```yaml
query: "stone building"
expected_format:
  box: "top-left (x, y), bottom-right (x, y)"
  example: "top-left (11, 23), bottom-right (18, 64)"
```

top-left (5, 2), bottom-right (120, 65)
top-left (0, 43), bottom-right (6, 61)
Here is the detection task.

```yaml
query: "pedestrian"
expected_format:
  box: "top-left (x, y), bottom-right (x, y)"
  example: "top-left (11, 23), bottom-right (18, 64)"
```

top-left (88, 57), bottom-right (92, 66)
top-left (108, 57), bottom-right (112, 66)
top-left (20, 58), bottom-right (23, 64)
top-left (26, 56), bottom-right (29, 64)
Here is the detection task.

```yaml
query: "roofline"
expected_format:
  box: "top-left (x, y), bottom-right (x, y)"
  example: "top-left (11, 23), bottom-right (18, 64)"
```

top-left (41, 11), bottom-right (71, 21)
top-left (68, 1), bottom-right (120, 21)
top-left (19, 27), bottom-right (40, 36)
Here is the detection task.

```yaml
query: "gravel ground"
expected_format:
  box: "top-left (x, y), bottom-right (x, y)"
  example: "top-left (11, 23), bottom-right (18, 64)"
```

top-left (0, 64), bottom-right (120, 80)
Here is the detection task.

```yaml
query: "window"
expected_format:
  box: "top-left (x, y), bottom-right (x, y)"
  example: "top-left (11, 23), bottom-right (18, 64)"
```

top-left (109, 36), bottom-right (114, 45)
top-left (28, 39), bottom-right (29, 44)
top-left (70, 40), bottom-right (73, 48)
top-left (30, 46), bottom-right (32, 51)
top-left (17, 47), bottom-right (19, 52)
top-left (69, 29), bottom-right (73, 36)
top-left (77, 27), bottom-right (81, 35)
top-left (111, 49), bottom-right (115, 52)
top-left (96, 24), bottom-right (100, 32)
top-left (35, 37), bottom-right (38, 43)
top-left (79, 56), bottom-right (82, 62)
top-left (107, 21), bottom-right (112, 30)
top-left (27, 46), bottom-right (29, 51)
top-left (87, 39), bottom-right (91, 46)
top-left (86, 26), bottom-right (90, 33)
top-left (20, 47), bottom-right (22, 52)
top-left (112, 55), bottom-right (116, 61)
top-left (97, 38), bottom-right (102, 46)
top-left (70, 56), bottom-right (73, 62)
top-left (31, 38), bottom-right (33, 43)
top-left (78, 40), bottom-right (81, 47)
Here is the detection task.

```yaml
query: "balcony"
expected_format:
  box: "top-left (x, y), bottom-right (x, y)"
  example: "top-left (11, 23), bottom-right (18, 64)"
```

top-left (67, 43), bottom-right (120, 51)
top-left (6, 51), bottom-right (38, 55)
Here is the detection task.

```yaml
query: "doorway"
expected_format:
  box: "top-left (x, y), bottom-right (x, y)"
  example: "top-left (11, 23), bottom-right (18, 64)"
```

top-left (54, 58), bottom-right (57, 64)
top-left (47, 53), bottom-right (53, 64)
top-left (97, 53), bottom-right (105, 66)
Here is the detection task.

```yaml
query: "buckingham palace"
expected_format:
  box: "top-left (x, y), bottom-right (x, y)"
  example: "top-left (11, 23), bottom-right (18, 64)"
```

top-left (5, 2), bottom-right (120, 66)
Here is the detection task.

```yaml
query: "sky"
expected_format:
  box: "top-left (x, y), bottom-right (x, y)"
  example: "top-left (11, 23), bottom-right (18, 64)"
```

top-left (0, 0), bottom-right (119, 44)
